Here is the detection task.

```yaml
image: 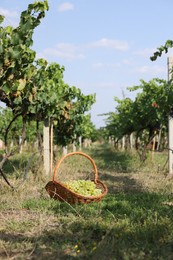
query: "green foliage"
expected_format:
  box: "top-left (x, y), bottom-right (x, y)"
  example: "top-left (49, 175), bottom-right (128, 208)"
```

top-left (105, 78), bottom-right (172, 141)
top-left (53, 96), bottom-right (96, 146)
top-left (0, 1), bottom-right (49, 110)
top-left (0, 106), bottom-right (41, 146)
top-left (0, 106), bottom-right (23, 143)
top-left (150, 40), bottom-right (173, 61)
top-left (0, 1), bottom-right (96, 148)
top-left (75, 114), bottom-right (97, 141)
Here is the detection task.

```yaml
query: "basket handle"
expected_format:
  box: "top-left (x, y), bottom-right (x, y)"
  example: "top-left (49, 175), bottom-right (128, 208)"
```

top-left (53, 151), bottom-right (98, 183)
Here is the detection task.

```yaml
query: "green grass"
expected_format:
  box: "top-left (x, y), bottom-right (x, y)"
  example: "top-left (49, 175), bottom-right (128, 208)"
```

top-left (1, 144), bottom-right (173, 259)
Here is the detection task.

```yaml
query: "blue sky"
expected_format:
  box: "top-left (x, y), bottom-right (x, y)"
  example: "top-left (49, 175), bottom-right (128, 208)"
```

top-left (1, 0), bottom-right (173, 128)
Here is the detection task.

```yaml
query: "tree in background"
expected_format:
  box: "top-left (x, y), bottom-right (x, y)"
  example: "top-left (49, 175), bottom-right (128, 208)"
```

top-left (0, 1), bottom-right (96, 183)
top-left (104, 78), bottom-right (173, 161)
top-left (0, 1), bottom-right (96, 149)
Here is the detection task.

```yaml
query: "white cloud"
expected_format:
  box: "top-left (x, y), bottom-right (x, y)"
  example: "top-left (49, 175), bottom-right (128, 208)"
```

top-left (42, 43), bottom-right (85, 61)
top-left (134, 65), bottom-right (166, 75)
top-left (0, 8), bottom-right (18, 18)
top-left (40, 38), bottom-right (130, 61)
top-left (90, 38), bottom-right (129, 51)
top-left (133, 48), bottom-right (155, 57)
top-left (0, 7), bottom-right (19, 27)
top-left (92, 62), bottom-right (121, 69)
top-left (58, 2), bottom-right (74, 12)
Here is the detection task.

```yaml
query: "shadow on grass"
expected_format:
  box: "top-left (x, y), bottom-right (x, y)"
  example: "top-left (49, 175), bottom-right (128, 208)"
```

top-left (87, 143), bottom-right (137, 173)
top-left (1, 153), bottom-right (30, 175)
top-left (82, 144), bottom-right (143, 195)
top-left (1, 192), bottom-right (173, 259)
top-left (100, 171), bottom-right (144, 194)
top-left (1, 153), bottom-right (42, 180)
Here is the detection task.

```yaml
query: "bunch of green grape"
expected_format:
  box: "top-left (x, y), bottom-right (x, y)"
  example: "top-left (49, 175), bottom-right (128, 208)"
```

top-left (64, 180), bottom-right (102, 196)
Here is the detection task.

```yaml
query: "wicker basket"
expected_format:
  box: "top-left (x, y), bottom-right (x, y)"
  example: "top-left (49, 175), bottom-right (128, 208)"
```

top-left (45, 151), bottom-right (108, 204)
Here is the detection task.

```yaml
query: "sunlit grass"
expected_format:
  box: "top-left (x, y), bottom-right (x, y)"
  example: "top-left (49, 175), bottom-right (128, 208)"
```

top-left (1, 143), bottom-right (173, 259)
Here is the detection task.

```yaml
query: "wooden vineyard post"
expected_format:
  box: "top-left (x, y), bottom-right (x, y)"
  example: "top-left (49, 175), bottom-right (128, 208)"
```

top-left (151, 130), bottom-right (156, 162)
top-left (130, 133), bottom-right (134, 150)
top-left (43, 119), bottom-right (50, 175)
top-left (50, 120), bottom-right (53, 173)
top-left (79, 136), bottom-right (82, 150)
top-left (156, 127), bottom-right (162, 151)
top-left (168, 57), bottom-right (173, 175)
top-left (152, 130), bottom-right (156, 151)
top-left (122, 136), bottom-right (125, 150)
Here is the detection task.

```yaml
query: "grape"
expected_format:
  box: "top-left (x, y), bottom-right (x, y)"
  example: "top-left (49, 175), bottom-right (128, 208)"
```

top-left (63, 180), bottom-right (102, 196)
